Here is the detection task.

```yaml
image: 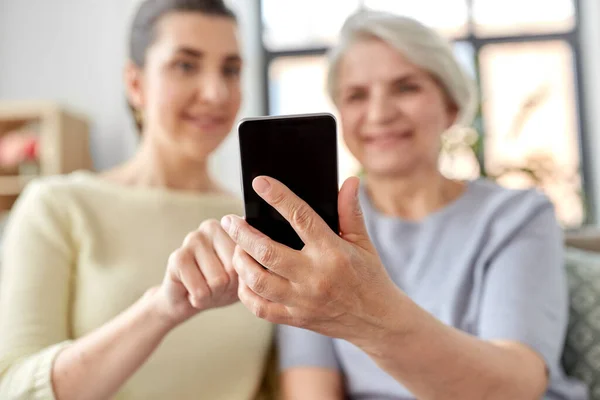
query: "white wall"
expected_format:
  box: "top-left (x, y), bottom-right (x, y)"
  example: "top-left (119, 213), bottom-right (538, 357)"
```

top-left (0, 0), bottom-right (263, 195)
top-left (0, 1), bottom-right (137, 168)
top-left (211, 0), bottom-right (265, 195)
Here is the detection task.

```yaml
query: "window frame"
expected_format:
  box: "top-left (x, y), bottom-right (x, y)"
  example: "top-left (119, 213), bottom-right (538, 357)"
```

top-left (258, 0), bottom-right (594, 224)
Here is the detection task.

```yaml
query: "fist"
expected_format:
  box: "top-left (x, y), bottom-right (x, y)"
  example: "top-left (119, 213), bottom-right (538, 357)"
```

top-left (154, 219), bottom-right (239, 327)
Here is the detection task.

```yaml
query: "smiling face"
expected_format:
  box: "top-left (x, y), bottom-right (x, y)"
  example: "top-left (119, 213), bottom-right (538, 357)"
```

top-left (335, 38), bottom-right (458, 179)
top-left (125, 11), bottom-right (242, 163)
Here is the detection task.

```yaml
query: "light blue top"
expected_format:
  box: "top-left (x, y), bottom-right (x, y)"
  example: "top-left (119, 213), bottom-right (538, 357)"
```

top-left (278, 178), bottom-right (588, 399)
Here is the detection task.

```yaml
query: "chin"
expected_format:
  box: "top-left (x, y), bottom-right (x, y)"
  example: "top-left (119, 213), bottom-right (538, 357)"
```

top-left (180, 146), bottom-right (211, 164)
top-left (365, 166), bottom-right (414, 178)
top-left (175, 135), bottom-right (224, 161)
top-left (181, 124), bottom-right (231, 140)
top-left (361, 155), bottom-right (415, 177)
top-left (183, 124), bottom-right (230, 141)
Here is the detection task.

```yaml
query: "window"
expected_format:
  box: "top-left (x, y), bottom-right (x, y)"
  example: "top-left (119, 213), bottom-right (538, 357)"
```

top-left (260, 0), bottom-right (587, 226)
top-left (363, 0), bottom-right (469, 37)
top-left (262, 0), bottom-right (361, 50)
top-left (479, 41), bottom-right (582, 225)
top-left (268, 56), bottom-right (360, 184)
top-left (472, 0), bottom-right (575, 37)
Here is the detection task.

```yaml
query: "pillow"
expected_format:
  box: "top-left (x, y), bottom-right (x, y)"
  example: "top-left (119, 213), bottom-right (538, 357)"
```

top-left (562, 247), bottom-right (600, 398)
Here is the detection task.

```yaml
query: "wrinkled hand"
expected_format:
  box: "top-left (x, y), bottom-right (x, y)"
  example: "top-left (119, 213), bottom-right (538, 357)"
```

top-left (154, 220), bottom-right (239, 327)
top-left (221, 176), bottom-right (400, 342)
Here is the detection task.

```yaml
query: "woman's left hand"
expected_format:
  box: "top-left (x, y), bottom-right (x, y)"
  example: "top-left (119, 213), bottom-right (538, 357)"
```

top-left (221, 176), bottom-right (402, 343)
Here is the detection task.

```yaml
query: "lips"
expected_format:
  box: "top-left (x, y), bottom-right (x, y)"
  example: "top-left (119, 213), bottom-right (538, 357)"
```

top-left (364, 131), bottom-right (413, 148)
top-left (182, 113), bottom-right (228, 131)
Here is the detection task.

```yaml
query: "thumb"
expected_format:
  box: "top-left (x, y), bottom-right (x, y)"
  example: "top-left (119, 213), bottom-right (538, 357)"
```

top-left (338, 177), bottom-right (371, 248)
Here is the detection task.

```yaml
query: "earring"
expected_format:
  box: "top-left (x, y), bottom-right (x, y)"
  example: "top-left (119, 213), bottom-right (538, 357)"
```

top-left (134, 108), bottom-right (144, 129)
top-left (133, 108), bottom-right (144, 125)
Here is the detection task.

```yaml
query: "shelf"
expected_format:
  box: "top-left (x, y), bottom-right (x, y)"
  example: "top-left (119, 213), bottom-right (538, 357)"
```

top-left (0, 101), bottom-right (60, 121)
top-left (0, 175), bottom-right (36, 196)
top-left (0, 100), bottom-right (92, 211)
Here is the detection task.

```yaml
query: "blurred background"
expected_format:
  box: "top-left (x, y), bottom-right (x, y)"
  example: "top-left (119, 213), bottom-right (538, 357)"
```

top-left (0, 0), bottom-right (599, 229)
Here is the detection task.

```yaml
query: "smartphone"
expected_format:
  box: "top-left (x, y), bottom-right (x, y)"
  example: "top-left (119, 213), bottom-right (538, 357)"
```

top-left (238, 113), bottom-right (339, 251)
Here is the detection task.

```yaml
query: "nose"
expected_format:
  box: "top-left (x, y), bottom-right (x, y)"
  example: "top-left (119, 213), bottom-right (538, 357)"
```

top-left (198, 73), bottom-right (229, 105)
top-left (366, 90), bottom-right (396, 125)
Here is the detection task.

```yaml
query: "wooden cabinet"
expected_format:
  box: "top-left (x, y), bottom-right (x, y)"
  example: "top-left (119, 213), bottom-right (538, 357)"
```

top-left (0, 101), bottom-right (92, 210)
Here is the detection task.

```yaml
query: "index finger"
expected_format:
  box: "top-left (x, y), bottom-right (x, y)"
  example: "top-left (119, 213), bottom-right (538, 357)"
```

top-left (222, 214), bottom-right (301, 281)
top-left (252, 176), bottom-right (333, 245)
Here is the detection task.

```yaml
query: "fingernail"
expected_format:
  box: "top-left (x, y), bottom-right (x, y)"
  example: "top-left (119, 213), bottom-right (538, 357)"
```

top-left (221, 216), bottom-right (231, 232)
top-left (253, 177), bottom-right (271, 194)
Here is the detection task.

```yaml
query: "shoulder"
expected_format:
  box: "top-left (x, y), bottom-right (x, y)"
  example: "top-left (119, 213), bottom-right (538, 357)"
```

top-left (467, 178), bottom-right (555, 218)
top-left (1, 173), bottom-right (94, 254)
top-left (19, 170), bottom-right (244, 211)
top-left (14, 170), bottom-right (93, 211)
top-left (4, 171), bottom-right (98, 235)
top-left (464, 178), bottom-right (560, 240)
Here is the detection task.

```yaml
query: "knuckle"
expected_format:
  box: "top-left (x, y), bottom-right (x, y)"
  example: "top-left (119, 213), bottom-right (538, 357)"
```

top-left (331, 250), bottom-right (352, 269)
top-left (193, 286), bottom-right (210, 302)
top-left (190, 294), bottom-right (208, 310)
top-left (233, 245), bottom-right (250, 272)
top-left (270, 189), bottom-right (286, 206)
top-left (208, 274), bottom-right (230, 292)
top-left (223, 260), bottom-right (236, 275)
top-left (314, 278), bottom-right (335, 299)
top-left (252, 302), bottom-right (269, 319)
top-left (184, 231), bottom-right (207, 248)
top-left (256, 240), bottom-right (277, 265)
top-left (291, 206), bottom-right (312, 231)
top-left (293, 314), bottom-right (310, 328)
top-left (168, 248), bottom-right (191, 268)
top-left (201, 219), bottom-right (222, 235)
top-left (354, 201), bottom-right (364, 218)
top-left (232, 247), bottom-right (243, 269)
top-left (226, 269), bottom-right (238, 287)
top-left (228, 219), bottom-right (242, 241)
top-left (247, 270), bottom-right (267, 294)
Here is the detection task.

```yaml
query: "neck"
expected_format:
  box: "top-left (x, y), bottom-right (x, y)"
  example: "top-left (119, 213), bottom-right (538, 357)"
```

top-left (104, 136), bottom-right (221, 193)
top-left (365, 168), bottom-right (465, 221)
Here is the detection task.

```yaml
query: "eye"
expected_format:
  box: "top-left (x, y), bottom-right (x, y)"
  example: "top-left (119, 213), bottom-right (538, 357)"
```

top-left (175, 60), bottom-right (198, 74)
top-left (222, 65), bottom-right (241, 78)
top-left (345, 91), bottom-right (367, 103)
top-left (393, 82), bottom-right (420, 94)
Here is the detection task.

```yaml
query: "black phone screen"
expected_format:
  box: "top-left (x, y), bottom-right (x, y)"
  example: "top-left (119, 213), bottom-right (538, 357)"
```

top-left (238, 113), bottom-right (339, 250)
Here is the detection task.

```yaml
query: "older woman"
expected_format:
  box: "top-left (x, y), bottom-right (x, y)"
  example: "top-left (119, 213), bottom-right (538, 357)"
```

top-left (213, 10), bottom-right (588, 400)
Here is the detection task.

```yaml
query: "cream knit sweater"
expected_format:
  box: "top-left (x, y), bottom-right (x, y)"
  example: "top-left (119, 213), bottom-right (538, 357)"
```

top-left (0, 171), bottom-right (273, 400)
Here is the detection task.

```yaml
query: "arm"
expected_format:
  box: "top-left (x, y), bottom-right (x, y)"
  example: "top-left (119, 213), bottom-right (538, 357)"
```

top-left (281, 368), bottom-right (344, 400)
top-left (355, 291), bottom-right (548, 400)
top-left (0, 182), bottom-right (169, 400)
top-left (50, 288), bottom-right (173, 400)
top-left (53, 219), bottom-right (240, 400)
top-left (0, 182), bottom-right (238, 400)
top-left (277, 325), bottom-right (344, 400)
top-left (0, 182), bottom-right (75, 399)
top-left (355, 203), bottom-right (560, 400)
top-left (222, 177), bottom-right (557, 400)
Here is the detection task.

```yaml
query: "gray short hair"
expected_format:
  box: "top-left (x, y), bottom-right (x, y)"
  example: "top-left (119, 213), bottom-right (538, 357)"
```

top-left (327, 10), bottom-right (478, 127)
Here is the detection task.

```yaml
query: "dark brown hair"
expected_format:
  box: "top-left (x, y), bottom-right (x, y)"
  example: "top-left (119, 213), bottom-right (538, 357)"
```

top-left (127, 0), bottom-right (237, 131)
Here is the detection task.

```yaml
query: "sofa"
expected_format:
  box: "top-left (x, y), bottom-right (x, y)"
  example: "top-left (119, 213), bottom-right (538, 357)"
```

top-left (563, 229), bottom-right (600, 399)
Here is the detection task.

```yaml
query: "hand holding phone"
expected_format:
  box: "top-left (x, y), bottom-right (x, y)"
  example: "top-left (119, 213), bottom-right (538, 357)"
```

top-left (238, 113), bottom-right (339, 250)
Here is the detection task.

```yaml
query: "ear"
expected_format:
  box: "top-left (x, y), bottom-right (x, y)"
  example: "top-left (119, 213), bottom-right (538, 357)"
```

top-left (124, 60), bottom-right (145, 110)
top-left (445, 101), bottom-right (459, 130)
